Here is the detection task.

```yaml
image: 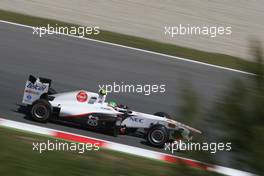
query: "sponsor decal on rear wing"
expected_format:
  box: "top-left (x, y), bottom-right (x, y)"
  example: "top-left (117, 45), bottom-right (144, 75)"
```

top-left (22, 75), bottom-right (50, 105)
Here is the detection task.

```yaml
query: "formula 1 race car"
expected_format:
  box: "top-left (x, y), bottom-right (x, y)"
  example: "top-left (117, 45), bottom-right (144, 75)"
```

top-left (22, 75), bottom-right (202, 147)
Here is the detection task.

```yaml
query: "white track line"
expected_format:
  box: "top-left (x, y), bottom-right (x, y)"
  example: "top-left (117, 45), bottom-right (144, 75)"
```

top-left (0, 119), bottom-right (54, 136)
top-left (0, 20), bottom-right (254, 76)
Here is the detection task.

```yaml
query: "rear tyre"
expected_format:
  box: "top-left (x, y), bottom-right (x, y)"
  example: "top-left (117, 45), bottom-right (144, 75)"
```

top-left (147, 124), bottom-right (169, 148)
top-left (30, 99), bottom-right (52, 123)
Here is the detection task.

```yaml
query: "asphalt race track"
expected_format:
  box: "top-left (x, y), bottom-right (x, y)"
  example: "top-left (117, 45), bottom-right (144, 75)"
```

top-left (0, 22), bottom-right (250, 156)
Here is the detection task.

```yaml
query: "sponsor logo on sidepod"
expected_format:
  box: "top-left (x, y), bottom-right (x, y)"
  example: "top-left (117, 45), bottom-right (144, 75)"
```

top-left (87, 115), bottom-right (98, 126)
top-left (129, 117), bottom-right (144, 123)
top-left (76, 91), bottom-right (88, 102)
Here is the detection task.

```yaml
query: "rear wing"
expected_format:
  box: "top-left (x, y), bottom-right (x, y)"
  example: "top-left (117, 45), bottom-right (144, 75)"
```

top-left (22, 75), bottom-right (51, 105)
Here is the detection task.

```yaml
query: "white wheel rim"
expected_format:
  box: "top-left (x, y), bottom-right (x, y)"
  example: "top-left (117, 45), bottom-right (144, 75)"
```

top-left (33, 105), bottom-right (48, 119)
top-left (151, 129), bottom-right (165, 144)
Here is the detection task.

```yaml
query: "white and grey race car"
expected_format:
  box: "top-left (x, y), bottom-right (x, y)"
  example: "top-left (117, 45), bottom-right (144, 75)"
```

top-left (22, 75), bottom-right (202, 147)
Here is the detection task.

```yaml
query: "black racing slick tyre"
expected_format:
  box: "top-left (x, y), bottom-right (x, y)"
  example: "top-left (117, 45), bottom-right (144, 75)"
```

top-left (154, 112), bottom-right (171, 119)
top-left (147, 124), bottom-right (169, 148)
top-left (30, 99), bottom-right (52, 123)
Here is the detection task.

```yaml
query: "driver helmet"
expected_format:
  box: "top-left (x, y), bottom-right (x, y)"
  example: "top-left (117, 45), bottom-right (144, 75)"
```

top-left (108, 100), bottom-right (117, 108)
top-left (99, 88), bottom-right (107, 96)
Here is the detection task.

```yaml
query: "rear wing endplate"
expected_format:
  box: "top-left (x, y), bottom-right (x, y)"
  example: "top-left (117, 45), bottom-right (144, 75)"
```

top-left (22, 75), bottom-right (51, 105)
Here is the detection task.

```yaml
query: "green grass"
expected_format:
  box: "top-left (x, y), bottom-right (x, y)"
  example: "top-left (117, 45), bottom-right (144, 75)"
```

top-left (0, 127), bottom-right (223, 176)
top-left (0, 9), bottom-right (257, 73)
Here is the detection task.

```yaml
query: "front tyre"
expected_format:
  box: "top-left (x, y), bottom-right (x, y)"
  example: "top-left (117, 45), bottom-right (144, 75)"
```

top-left (30, 99), bottom-right (52, 123)
top-left (147, 125), bottom-right (169, 148)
